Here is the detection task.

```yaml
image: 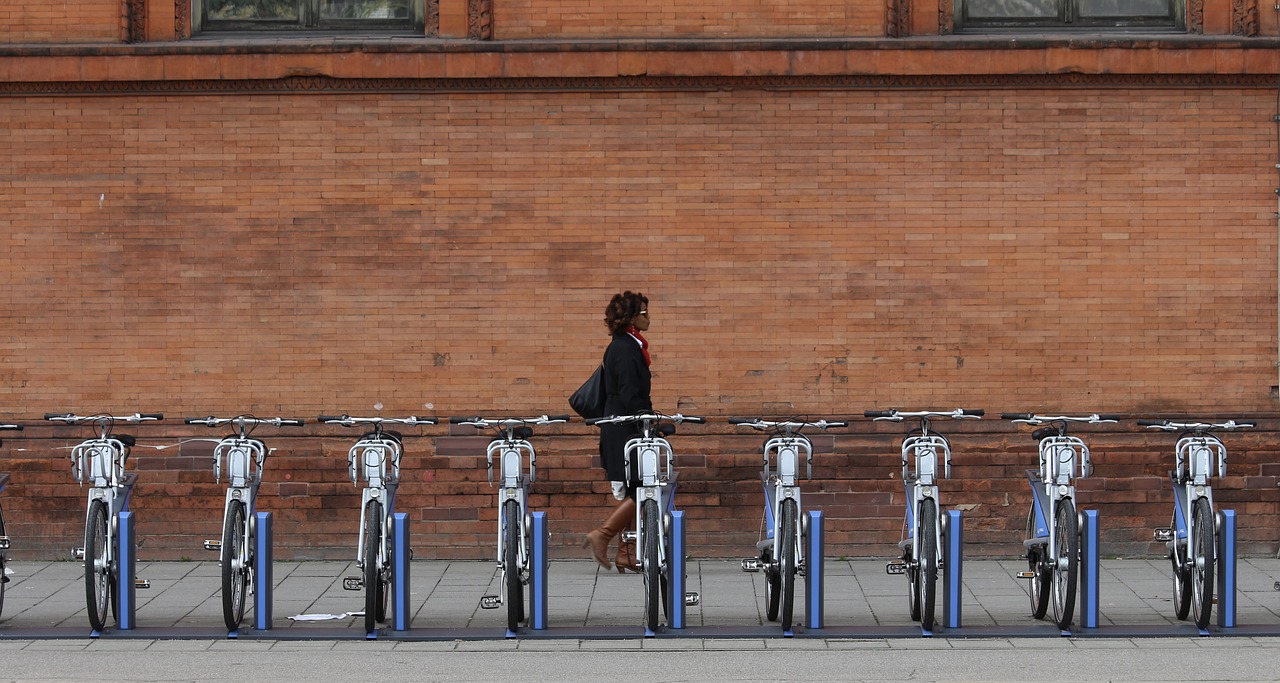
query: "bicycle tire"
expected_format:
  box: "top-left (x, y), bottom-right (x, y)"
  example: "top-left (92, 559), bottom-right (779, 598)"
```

top-left (85, 500), bottom-right (111, 632)
top-left (503, 498), bottom-right (523, 632)
top-left (1026, 505), bottom-right (1049, 619)
top-left (1191, 498), bottom-right (1215, 630)
top-left (642, 498), bottom-right (661, 632)
top-left (363, 500), bottom-right (383, 634)
top-left (779, 499), bottom-right (798, 632)
top-left (221, 500), bottom-right (248, 631)
top-left (764, 545), bottom-right (781, 622)
top-left (919, 498), bottom-right (938, 631)
top-left (1170, 511), bottom-right (1191, 621)
top-left (1051, 498), bottom-right (1078, 630)
top-left (0, 504), bottom-right (7, 619)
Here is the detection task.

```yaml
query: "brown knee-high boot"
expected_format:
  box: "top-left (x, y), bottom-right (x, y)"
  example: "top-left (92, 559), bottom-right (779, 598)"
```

top-left (613, 504), bottom-right (641, 574)
top-left (583, 498), bottom-right (635, 570)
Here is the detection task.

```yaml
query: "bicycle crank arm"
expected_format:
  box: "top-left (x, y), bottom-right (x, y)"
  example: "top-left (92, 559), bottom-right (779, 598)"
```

top-left (479, 595), bottom-right (502, 609)
top-left (885, 561), bottom-right (908, 575)
top-left (1152, 527), bottom-right (1174, 542)
top-left (203, 540), bottom-right (222, 551)
top-left (342, 577), bottom-right (363, 591)
top-left (740, 558), bottom-right (763, 572)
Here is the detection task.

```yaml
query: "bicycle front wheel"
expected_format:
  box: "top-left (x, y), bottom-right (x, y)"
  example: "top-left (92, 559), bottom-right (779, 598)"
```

top-left (221, 500), bottom-right (248, 631)
top-left (779, 499), bottom-right (798, 632)
top-left (1191, 498), bottom-right (1215, 630)
top-left (918, 499), bottom-right (938, 631)
top-left (363, 500), bottom-right (384, 634)
top-left (1051, 498), bottom-right (1078, 630)
top-left (503, 498), bottom-right (524, 632)
top-left (642, 498), bottom-right (661, 632)
top-left (85, 500), bottom-right (111, 632)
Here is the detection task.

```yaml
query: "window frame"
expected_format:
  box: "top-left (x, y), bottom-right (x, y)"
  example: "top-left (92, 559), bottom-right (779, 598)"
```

top-left (954, 0), bottom-right (1185, 31)
top-left (192, 0), bottom-right (425, 33)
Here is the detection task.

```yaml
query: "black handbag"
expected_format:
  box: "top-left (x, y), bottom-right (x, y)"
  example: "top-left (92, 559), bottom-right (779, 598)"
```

top-left (569, 364), bottom-right (606, 419)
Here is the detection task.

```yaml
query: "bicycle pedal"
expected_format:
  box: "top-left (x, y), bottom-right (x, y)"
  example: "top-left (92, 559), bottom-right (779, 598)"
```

top-left (203, 540), bottom-right (222, 551)
top-left (71, 547), bottom-right (85, 560)
top-left (342, 576), bottom-right (363, 591)
top-left (684, 592), bottom-right (701, 607)
top-left (1273, 581), bottom-right (1280, 592)
top-left (135, 579), bottom-right (151, 589)
top-left (1015, 571), bottom-right (1037, 579)
top-left (1153, 528), bottom-right (1174, 542)
top-left (885, 562), bottom-right (907, 575)
top-left (0, 535), bottom-right (9, 551)
top-left (479, 595), bottom-right (502, 610)
top-left (740, 558), bottom-right (762, 572)
top-left (621, 531), bottom-right (637, 543)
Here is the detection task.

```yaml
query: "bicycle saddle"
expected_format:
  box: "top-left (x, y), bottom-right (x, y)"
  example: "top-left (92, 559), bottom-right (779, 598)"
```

top-left (657, 423), bottom-right (676, 437)
top-left (514, 426), bottom-right (533, 440)
top-left (114, 434), bottom-right (137, 447)
top-left (362, 430), bottom-right (403, 445)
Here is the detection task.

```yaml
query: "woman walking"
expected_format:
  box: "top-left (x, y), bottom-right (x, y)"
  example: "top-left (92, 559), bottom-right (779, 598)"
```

top-left (583, 291), bottom-right (652, 573)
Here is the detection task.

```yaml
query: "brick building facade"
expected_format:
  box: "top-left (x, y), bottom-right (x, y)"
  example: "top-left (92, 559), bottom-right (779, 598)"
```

top-left (0, 0), bottom-right (1278, 561)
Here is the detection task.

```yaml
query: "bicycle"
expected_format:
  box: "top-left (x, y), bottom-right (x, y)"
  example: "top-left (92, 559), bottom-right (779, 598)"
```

top-left (0, 421), bottom-right (23, 620)
top-left (730, 417), bottom-right (845, 633)
top-left (185, 415), bottom-right (304, 631)
top-left (867, 408), bottom-right (982, 632)
top-left (1003, 412), bottom-right (1116, 630)
top-left (1143, 418), bottom-right (1252, 630)
top-left (318, 414), bottom-right (436, 634)
top-left (586, 412), bottom-right (704, 634)
top-left (449, 414), bottom-right (569, 633)
top-left (46, 412), bottom-right (163, 632)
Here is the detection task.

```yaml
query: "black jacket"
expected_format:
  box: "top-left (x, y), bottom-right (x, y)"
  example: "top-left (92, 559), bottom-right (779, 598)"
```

top-left (598, 331), bottom-right (652, 483)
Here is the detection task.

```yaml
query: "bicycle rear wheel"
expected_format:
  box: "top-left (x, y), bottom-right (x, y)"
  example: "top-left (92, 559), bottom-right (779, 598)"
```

top-left (1051, 498), bottom-right (1078, 630)
top-left (85, 500), bottom-right (111, 632)
top-left (918, 499), bottom-right (938, 631)
top-left (503, 499), bottom-right (524, 632)
top-left (363, 500), bottom-right (384, 634)
top-left (0, 504), bottom-right (7, 619)
top-left (1191, 498), bottom-right (1215, 630)
top-left (1170, 511), bottom-right (1191, 621)
top-left (1026, 505), bottom-right (1049, 619)
top-left (763, 546), bottom-right (781, 622)
top-left (642, 498), bottom-right (661, 632)
top-left (221, 500), bottom-right (248, 631)
top-left (779, 499), bottom-right (798, 632)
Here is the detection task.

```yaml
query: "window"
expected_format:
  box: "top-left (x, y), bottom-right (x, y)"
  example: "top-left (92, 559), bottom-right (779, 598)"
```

top-left (195, 0), bottom-right (423, 32)
top-left (956, 0), bottom-right (1184, 30)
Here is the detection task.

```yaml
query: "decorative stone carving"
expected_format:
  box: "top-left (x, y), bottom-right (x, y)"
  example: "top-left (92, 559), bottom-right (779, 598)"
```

top-left (1232, 0), bottom-right (1259, 35)
top-left (468, 0), bottom-right (493, 40)
top-left (176, 0), bottom-right (192, 40)
top-left (1188, 0), bottom-right (1203, 33)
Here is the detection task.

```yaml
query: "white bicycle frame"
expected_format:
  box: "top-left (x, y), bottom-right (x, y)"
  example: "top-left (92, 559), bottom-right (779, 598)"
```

top-left (625, 428), bottom-right (675, 575)
top-left (1034, 435), bottom-right (1090, 569)
top-left (488, 435), bottom-right (535, 571)
top-left (351, 434), bottom-right (401, 571)
top-left (72, 438), bottom-right (132, 568)
top-left (763, 434), bottom-right (812, 574)
top-left (1172, 434), bottom-right (1225, 546)
top-left (901, 433), bottom-right (950, 573)
top-left (213, 436), bottom-right (267, 574)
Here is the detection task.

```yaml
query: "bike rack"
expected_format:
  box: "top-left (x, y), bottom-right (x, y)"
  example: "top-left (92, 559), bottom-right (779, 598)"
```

top-left (941, 509), bottom-right (963, 631)
top-left (254, 511), bottom-right (273, 632)
top-left (1217, 509), bottom-right (1236, 629)
top-left (530, 511), bottom-right (549, 630)
top-left (116, 510), bottom-right (137, 632)
top-left (804, 510), bottom-right (823, 631)
top-left (393, 512), bottom-right (411, 632)
top-left (667, 510), bottom-right (687, 631)
top-left (1079, 509), bottom-right (1101, 629)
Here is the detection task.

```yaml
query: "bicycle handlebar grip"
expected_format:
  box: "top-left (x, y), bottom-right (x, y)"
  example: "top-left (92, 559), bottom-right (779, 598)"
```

top-left (864, 410), bottom-right (894, 418)
top-left (683, 416), bottom-right (706, 424)
top-left (1001, 413), bottom-right (1032, 420)
top-left (317, 415), bottom-right (344, 423)
top-left (585, 416), bottom-right (607, 426)
top-left (1136, 419), bottom-right (1166, 426)
top-left (281, 419), bottom-right (306, 426)
top-left (961, 409), bottom-right (984, 417)
top-left (826, 421), bottom-right (848, 428)
top-left (1097, 414), bottom-right (1124, 421)
top-left (140, 413), bottom-right (164, 420)
top-left (448, 416), bottom-right (476, 424)
top-left (183, 417), bottom-right (204, 425)
top-left (44, 413), bottom-right (69, 420)
top-left (727, 417), bottom-right (756, 425)
top-left (545, 414), bottom-right (571, 422)
top-left (0, 424), bottom-right (22, 431)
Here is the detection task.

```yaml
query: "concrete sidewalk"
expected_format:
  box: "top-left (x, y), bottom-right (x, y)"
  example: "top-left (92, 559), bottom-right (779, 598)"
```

top-left (4, 557), bottom-right (1280, 640)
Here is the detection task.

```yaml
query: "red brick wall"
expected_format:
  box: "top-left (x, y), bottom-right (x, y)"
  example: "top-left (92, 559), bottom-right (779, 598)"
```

top-left (0, 1), bottom-right (124, 44)
top-left (494, 0), bottom-right (883, 38)
top-left (0, 86), bottom-right (1277, 560)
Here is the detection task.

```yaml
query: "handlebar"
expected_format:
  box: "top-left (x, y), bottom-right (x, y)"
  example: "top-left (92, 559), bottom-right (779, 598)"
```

top-left (186, 416), bottom-right (306, 427)
top-left (317, 415), bottom-right (437, 426)
top-left (586, 413), bottom-right (705, 426)
top-left (864, 409), bottom-right (983, 421)
top-left (1002, 413), bottom-right (1122, 424)
top-left (450, 415), bottom-right (571, 427)
top-left (45, 413), bottom-right (164, 424)
top-left (1138, 419), bottom-right (1255, 431)
top-left (728, 417), bottom-right (847, 431)
top-left (0, 423), bottom-right (21, 431)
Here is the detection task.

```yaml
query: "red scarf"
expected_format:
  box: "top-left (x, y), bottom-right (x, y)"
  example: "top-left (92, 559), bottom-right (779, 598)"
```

top-left (626, 326), bottom-right (651, 366)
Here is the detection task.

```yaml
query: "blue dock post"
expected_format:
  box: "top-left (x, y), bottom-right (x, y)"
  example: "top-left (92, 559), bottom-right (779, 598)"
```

top-left (942, 509), bottom-right (962, 630)
top-left (530, 511), bottom-right (548, 630)
top-left (669, 510), bottom-right (686, 630)
top-left (393, 512), bottom-right (411, 631)
top-left (1079, 509), bottom-right (1100, 629)
top-left (254, 511), bottom-right (273, 631)
top-left (1217, 509), bottom-right (1236, 629)
top-left (117, 510), bottom-right (137, 630)
top-left (805, 510), bottom-right (824, 631)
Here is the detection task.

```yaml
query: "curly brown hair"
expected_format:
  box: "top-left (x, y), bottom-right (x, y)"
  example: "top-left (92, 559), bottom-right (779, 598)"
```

top-left (603, 291), bottom-right (649, 335)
